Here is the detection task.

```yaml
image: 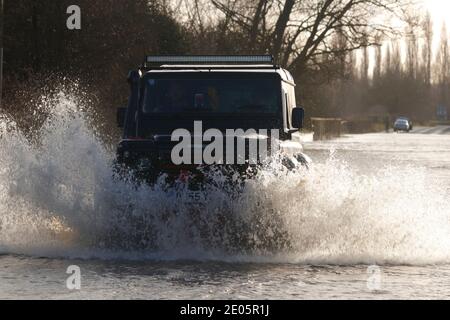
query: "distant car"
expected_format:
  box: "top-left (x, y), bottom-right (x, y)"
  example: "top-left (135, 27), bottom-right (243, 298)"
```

top-left (397, 117), bottom-right (413, 130)
top-left (394, 118), bottom-right (411, 132)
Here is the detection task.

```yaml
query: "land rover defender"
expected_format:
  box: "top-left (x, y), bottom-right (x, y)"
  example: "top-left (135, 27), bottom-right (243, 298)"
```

top-left (116, 55), bottom-right (310, 184)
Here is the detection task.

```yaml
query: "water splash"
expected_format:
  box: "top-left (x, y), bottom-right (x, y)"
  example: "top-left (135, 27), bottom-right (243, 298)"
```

top-left (0, 90), bottom-right (449, 265)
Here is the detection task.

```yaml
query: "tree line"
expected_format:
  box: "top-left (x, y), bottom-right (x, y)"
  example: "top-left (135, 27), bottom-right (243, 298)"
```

top-left (1, 0), bottom-right (445, 132)
top-left (318, 12), bottom-right (449, 122)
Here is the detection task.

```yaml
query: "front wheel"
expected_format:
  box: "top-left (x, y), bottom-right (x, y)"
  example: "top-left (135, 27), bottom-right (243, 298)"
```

top-left (282, 153), bottom-right (312, 171)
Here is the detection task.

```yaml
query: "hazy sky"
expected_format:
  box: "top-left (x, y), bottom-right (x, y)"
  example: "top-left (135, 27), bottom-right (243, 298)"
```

top-left (363, 1), bottom-right (448, 76)
top-left (423, 0), bottom-right (450, 31)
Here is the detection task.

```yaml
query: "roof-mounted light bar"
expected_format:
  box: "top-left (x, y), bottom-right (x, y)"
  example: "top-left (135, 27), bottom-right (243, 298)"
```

top-left (144, 55), bottom-right (274, 66)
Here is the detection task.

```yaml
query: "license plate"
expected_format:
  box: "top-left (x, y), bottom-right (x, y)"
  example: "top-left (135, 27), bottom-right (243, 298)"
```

top-left (186, 191), bottom-right (206, 205)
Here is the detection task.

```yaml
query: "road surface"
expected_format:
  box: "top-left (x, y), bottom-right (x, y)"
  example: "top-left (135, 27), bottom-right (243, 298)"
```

top-left (0, 127), bottom-right (449, 299)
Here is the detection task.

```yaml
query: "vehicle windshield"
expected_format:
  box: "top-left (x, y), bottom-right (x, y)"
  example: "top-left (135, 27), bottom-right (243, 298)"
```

top-left (142, 76), bottom-right (281, 114)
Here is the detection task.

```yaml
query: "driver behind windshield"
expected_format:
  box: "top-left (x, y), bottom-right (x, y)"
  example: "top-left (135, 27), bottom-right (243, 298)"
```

top-left (161, 81), bottom-right (190, 112)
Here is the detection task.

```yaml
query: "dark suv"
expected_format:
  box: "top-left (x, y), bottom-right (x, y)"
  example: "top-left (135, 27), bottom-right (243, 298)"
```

top-left (116, 55), bottom-right (310, 184)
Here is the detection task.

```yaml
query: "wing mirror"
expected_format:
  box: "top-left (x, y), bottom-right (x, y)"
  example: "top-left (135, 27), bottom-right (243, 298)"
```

top-left (292, 107), bottom-right (305, 129)
top-left (117, 107), bottom-right (127, 128)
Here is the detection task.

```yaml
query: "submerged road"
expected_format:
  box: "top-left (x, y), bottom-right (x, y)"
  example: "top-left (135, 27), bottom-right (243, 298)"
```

top-left (0, 128), bottom-right (450, 299)
top-left (412, 125), bottom-right (450, 134)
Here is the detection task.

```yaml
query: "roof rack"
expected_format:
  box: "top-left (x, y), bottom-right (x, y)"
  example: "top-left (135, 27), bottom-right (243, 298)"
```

top-left (143, 55), bottom-right (276, 68)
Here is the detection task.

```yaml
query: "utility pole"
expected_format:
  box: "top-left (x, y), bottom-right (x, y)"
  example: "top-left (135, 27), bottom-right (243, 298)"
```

top-left (0, 0), bottom-right (4, 108)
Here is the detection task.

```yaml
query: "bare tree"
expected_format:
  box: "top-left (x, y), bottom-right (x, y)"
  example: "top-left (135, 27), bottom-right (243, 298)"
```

top-left (372, 34), bottom-right (383, 81)
top-left (198, 0), bottom-right (410, 76)
top-left (405, 22), bottom-right (419, 79)
top-left (421, 12), bottom-right (433, 87)
top-left (249, 0), bottom-right (265, 48)
top-left (436, 22), bottom-right (450, 112)
top-left (271, 0), bottom-right (295, 61)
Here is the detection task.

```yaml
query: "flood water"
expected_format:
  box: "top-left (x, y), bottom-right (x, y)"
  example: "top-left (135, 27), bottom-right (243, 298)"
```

top-left (0, 94), bottom-right (449, 299)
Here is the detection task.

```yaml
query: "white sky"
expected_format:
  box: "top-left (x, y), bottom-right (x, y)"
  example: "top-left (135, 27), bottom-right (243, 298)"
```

top-left (363, 0), bottom-right (450, 75)
top-left (422, 0), bottom-right (450, 30)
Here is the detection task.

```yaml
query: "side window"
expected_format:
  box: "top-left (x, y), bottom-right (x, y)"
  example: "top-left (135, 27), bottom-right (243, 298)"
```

top-left (285, 92), bottom-right (290, 127)
top-left (287, 85), bottom-right (296, 129)
top-left (143, 79), bottom-right (156, 113)
top-left (288, 86), bottom-right (296, 110)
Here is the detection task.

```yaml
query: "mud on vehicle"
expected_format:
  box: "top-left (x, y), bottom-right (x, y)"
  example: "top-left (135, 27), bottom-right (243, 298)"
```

top-left (115, 55), bottom-right (311, 186)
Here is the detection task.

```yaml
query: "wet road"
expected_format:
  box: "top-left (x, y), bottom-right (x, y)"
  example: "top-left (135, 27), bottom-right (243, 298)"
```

top-left (1, 128), bottom-right (450, 300)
